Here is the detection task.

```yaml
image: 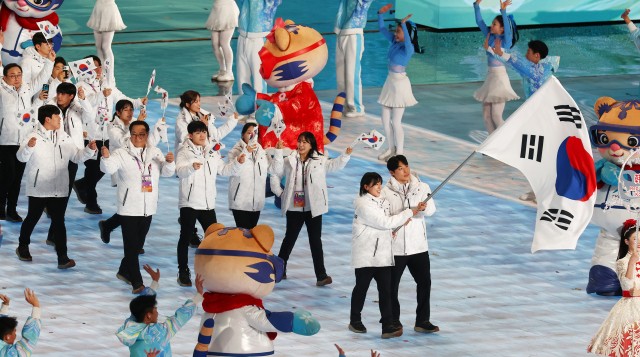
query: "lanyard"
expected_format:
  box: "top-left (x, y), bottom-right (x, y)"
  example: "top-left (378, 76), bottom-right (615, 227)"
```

top-left (134, 150), bottom-right (150, 175)
top-left (294, 158), bottom-right (307, 190)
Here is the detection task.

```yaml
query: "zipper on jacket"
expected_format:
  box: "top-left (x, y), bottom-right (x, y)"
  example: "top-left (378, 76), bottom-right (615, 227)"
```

top-left (59, 146), bottom-right (62, 159)
top-left (373, 238), bottom-right (379, 257)
top-left (258, 162), bottom-right (262, 176)
top-left (20, 97), bottom-right (25, 110)
top-left (233, 183), bottom-right (241, 201)
top-left (33, 169), bottom-right (39, 187)
top-left (207, 162), bottom-right (211, 175)
top-left (187, 183), bottom-right (193, 201)
top-left (123, 189), bottom-right (129, 206)
top-left (0, 119), bottom-right (3, 136)
top-left (310, 173), bottom-right (313, 184)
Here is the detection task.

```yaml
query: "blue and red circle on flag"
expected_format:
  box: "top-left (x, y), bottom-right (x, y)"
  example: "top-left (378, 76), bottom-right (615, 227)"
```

top-left (22, 113), bottom-right (30, 123)
top-left (555, 136), bottom-right (596, 202)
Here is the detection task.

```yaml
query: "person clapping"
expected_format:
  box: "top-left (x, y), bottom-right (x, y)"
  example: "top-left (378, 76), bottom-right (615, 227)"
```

top-left (0, 289), bottom-right (42, 357)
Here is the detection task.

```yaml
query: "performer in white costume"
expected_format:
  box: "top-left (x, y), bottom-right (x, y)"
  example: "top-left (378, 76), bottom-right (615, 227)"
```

top-left (206, 0), bottom-right (239, 82)
top-left (86, 0), bottom-right (126, 79)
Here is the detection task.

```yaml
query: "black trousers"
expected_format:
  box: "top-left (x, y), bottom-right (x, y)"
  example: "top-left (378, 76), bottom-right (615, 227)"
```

top-left (390, 251), bottom-right (431, 324)
top-left (47, 162), bottom-right (78, 241)
top-left (277, 211), bottom-right (327, 281)
top-left (102, 213), bottom-right (121, 233)
top-left (178, 207), bottom-right (217, 269)
top-left (350, 266), bottom-right (394, 326)
top-left (232, 210), bottom-right (261, 229)
top-left (119, 215), bottom-right (152, 289)
top-left (77, 140), bottom-right (108, 205)
top-left (0, 145), bottom-right (26, 213)
top-left (19, 197), bottom-right (69, 263)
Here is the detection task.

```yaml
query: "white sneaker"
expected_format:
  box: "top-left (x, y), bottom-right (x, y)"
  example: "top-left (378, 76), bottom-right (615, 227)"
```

top-left (345, 111), bottom-right (365, 118)
top-left (519, 191), bottom-right (536, 202)
top-left (378, 147), bottom-right (395, 161)
top-left (211, 69), bottom-right (225, 80)
top-left (217, 71), bottom-right (235, 82)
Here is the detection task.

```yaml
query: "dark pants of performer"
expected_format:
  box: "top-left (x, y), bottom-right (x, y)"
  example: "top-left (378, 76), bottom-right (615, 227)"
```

top-left (102, 213), bottom-right (122, 233)
top-left (390, 251), bottom-right (431, 325)
top-left (178, 207), bottom-right (217, 269)
top-left (119, 215), bottom-right (152, 289)
top-left (231, 210), bottom-right (261, 229)
top-left (76, 140), bottom-right (108, 206)
top-left (350, 266), bottom-right (393, 326)
top-left (47, 162), bottom-right (78, 241)
top-left (19, 197), bottom-right (69, 263)
top-left (277, 211), bottom-right (327, 281)
top-left (0, 145), bottom-right (26, 214)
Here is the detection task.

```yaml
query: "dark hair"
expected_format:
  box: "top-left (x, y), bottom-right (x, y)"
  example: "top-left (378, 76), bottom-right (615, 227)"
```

top-left (130, 295), bottom-right (157, 323)
top-left (114, 99), bottom-right (134, 119)
top-left (386, 155), bottom-right (409, 172)
top-left (3, 63), bottom-right (21, 77)
top-left (0, 316), bottom-right (18, 341)
top-left (129, 121), bottom-right (149, 133)
top-left (32, 32), bottom-right (47, 48)
top-left (360, 172), bottom-right (383, 196)
top-left (618, 225), bottom-right (638, 260)
top-left (187, 120), bottom-right (208, 134)
top-left (57, 82), bottom-right (76, 99)
top-left (242, 123), bottom-right (257, 135)
top-left (179, 90), bottom-right (200, 109)
top-left (38, 104), bottom-right (61, 125)
top-left (298, 132), bottom-right (322, 158)
top-left (84, 55), bottom-right (101, 66)
top-left (528, 40), bottom-right (548, 59)
top-left (54, 56), bottom-right (67, 67)
top-left (398, 22), bottom-right (423, 54)
top-left (493, 15), bottom-right (519, 49)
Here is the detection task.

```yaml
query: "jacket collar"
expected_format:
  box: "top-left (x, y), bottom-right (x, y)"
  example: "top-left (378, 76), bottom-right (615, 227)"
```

top-left (23, 46), bottom-right (46, 65)
top-left (123, 139), bottom-right (153, 162)
top-left (386, 173), bottom-right (420, 194)
top-left (287, 150), bottom-right (319, 167)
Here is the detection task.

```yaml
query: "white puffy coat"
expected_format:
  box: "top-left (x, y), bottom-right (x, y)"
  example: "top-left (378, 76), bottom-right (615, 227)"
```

top-left (176, 139), bottom-right (244, 210)
top-left (227, 139), bottom-right (282, 212)
top-left (174, 107), bottom-right (237, 153)
top-left (351, 194), bottom-right (414, 269)
top-left (381, 173), bottom-right (436, 256)
top-left (0, 58), bottom-right (53, 146)
top-left (78, 77), bottom-right (142, 141)
top-left (46, 98), bottom-right (94, 150)
top-left (17, 123), bottom-right (97, 197)
top-left (19, 47), bottom-right (46, 86)
top-left (100, 140), bottom-right (175, 216)
top-left (271, 150), bottom-right (351, 217)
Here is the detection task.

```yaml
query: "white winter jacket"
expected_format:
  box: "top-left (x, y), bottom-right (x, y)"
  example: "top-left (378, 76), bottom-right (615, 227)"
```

top-left (17, 123), bottom-right (97, 197)
top-left (174, 107), bottom-right (237, 153)
top-left (227, 139), bottom-right (282, 212)
top-left (100, 140), bottom-right (175, 216)
top-left (46, 98), bottom-right (94, 150)
top-left (176, 139), bottom-right (244, 210)
top-left (381, 173), bottom-right (436, 256)
top-left (351, 194), bottom-right (414, 269)
top-left (271, 150), bottom-right (351, 217)
top-left (0, 58), bottom-right (53, 146)
top-left (78, 77), bottom-right (142, 141)
top-left (107, 116), bottom-right (164, 151)
top-left (19, 47), bottom-right (46, 86)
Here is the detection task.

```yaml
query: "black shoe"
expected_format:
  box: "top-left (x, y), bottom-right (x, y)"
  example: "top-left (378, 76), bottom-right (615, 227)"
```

top-left (393, 319), bottom-right (403, 329)
top-left (45, 239), bottom-right (56, 249)
top-left (117, 272), bottom-right (132, 285)
top-left (57, 257), bottom-right (76, 269)
top-left (99, 220), bottom-right (110, 244)
top-left (73, 180), bottom-right (87, 204)
top-left (6, 211), bottom-right (22, 223)
top-left (348, 321), bottom-right (367, 333)
top-left (316, 276), bottom-right (332, 286)
top-left (84, 203), bottom-right (102, 214)
top-left (382, 324), bottom-right (403, 339)
top-left (177, 267), bottom-right (192, 287)
top-left (414, 321), bottom-right (439, 333)
top-left (16, 245), bottom-right (32, 261)
top-left (189, 228), bottom-right (202, 248)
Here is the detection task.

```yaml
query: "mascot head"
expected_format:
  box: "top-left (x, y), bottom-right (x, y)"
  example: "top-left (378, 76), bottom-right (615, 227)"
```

top-left (259, 18), bottom-right (328, 88)
top-left (591, 98), bottom-right (640, 164)
top-left (3, 0), bottom-right (64, 18)
top-left (194, 224), bottom-right (284, 299)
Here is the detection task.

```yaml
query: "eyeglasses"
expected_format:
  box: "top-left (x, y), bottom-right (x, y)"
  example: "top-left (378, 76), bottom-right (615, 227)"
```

top-left (590, 123), bottom-right (640, 150)
top-left (131, 133), bottom-right (148, 138)
top-left (6, 74), bottom-right (22, 80)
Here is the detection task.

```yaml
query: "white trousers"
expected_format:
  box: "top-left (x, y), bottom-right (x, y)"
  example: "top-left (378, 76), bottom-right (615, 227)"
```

top-left (94, 31), bottom-right (115, 78)
top-left (336, 33), bottom-right (364, 114)
top-left (481, 102), bottom-right (505, 134)
top-left (381, 106), bottom-right (405, 154)
top-left (211, 29), bottom-right (234, 73)
top-left (236, 34), bottom-right (266, 95)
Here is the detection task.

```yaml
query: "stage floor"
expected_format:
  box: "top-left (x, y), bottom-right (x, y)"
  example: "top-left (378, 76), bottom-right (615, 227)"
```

top-left (0, 97), bottom-right (613, 357)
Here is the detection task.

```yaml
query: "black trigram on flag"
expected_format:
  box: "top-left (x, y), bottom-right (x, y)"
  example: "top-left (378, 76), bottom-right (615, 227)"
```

top-left (554, 105), bottom-right (582, 129)
top-left (540, 209), bottom-right (574, 231)
top-left (520, 134), bottom-right (544, 162)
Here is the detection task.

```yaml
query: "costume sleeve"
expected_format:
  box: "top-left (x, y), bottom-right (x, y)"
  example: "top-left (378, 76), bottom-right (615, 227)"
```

top-left (357, 203), bottom-right (414, 230)
top-left (617, 258), bottom-right (635, 291)
top-left (499, 52), bottom-right (540, 80)
top-left (7, 308), bottom-right (42, 357)
top-left (601, 161), bottom-right (621, 187)
top-left (194, 312), bottom-right (216, 357)
top-left (473, 3), bottom-right (490, 36)
top-left (628, 22), bottom-right (640, 52)
top-left (501, 9), bottom-right (512, 50)
top-left (378, 13), bottom-right (394, 42)
top-left (401, 22), bottom-right (413, 57)
top-left (324, 152), bottom-right (351, 173)
top-left (244, 306), bottom-right (292, 333)
top-left (217, 155), bottom-right (244, 177)
top-left (158, 293), bottom-right (202, 342)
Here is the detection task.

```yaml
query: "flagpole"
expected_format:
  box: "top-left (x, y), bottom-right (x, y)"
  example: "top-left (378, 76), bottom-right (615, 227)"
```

top-left (392, 150), bottom-right (478, 235)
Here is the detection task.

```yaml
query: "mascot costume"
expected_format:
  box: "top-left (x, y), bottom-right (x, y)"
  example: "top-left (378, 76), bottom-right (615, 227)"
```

top-left (236, 18), bottom-right (345, 153)
top-left (0, 0), bottom-right (64, 65)
top-left (587, 97), bottom-right (640, 296)
top-left (193, 223), bottom-right (321, 357)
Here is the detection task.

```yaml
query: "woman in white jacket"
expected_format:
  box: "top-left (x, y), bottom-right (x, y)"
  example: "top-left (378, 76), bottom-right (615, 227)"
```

top-left (15, 105), bottom-right (97, 269)
top-left (175, 120), bottom-right (247, 287)
top-left (100, 121), bottom-right (175, 294)
top-left (350, 172), bottom-right (421, 339)
top-left (270, 132), bottom-right (353, 286)
top-left (228, 123), bottom-right (284, 229)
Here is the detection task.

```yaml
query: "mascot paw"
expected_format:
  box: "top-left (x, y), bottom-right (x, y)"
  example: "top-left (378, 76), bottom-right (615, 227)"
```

top-left (292, 311), bottom-right (320, 336)
top-left (20, 40), bottom-right (34, 49)
top-left (587, 265), bottom-right (622, 296)
top-left (255, 99), bottom-right (276, 127)
top-left (236, 83), bottom-right (258, 116)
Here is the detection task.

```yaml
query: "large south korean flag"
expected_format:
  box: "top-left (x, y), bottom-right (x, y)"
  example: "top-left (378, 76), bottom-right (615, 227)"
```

top-left (477, 76), bottom-right (597, 252)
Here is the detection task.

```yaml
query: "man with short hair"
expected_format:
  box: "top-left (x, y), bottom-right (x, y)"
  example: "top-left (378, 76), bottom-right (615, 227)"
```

top-left (381, 155), bottom-right (438, 334)
top-left (19, 33), bottom-right (53, 85)
top-left (15, 105), bottom-right (98, 268)
top-left (0, 289), bottom-right (42, 357)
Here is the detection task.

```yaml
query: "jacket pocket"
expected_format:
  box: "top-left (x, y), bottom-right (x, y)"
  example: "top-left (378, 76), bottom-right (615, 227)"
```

top-left (310, 173), bottom-right (313, 184)
top-left (33, 169), bottom-right (39, 187)
top-left (187, 183), bottom-right (193, 201)
top-left (122, 188), bottom-right (129, 206)
top-left (373, 238), bottom-right (379, 257)
top-left (233, 183), bottom-right (241, 201)
top-left (258, 162), bottom-right (262, 176)
top-left (0, 118), bottom-right (4, 136)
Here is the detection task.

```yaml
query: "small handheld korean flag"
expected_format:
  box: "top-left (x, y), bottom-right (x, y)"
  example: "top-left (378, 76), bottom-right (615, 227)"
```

top-left (103, 58), bottom-right (112, 86)
top-left (69, 59), bottom-right (96, 81)
top-left (146, 69), bottom-right (156, 97)
top-left (36, 20), bottom-right (59, 40)
top-left (476, 76), bottom-right (596, 252)
top-left (217, 92), bottom-right (235, 118)
top-left (153, 85), bottom-right (170, 152)
top-left (351, 130), bottom-right (386, 150)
